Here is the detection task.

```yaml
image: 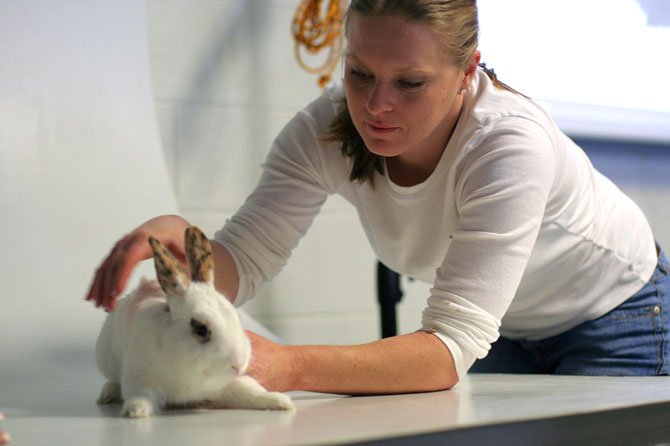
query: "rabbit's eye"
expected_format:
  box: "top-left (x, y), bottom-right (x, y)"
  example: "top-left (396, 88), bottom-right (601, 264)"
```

top-left (190, 318), bottom-right (211, 343)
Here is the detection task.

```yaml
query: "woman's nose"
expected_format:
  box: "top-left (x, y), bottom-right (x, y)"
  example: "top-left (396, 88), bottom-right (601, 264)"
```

top-left (366, 82), bottom-right (393, 115)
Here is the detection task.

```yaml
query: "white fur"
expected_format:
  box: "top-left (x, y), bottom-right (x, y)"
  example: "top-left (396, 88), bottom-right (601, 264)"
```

top-left (96, 277), bottom-right (294, 417)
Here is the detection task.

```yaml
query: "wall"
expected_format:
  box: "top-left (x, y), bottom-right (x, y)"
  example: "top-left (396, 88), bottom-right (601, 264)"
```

top-left (0, 1), bottom-right (178, 357)
top-left (147, 0), bottom-right (670, 346)
top-left (579, 139), bottom-right (670, 250)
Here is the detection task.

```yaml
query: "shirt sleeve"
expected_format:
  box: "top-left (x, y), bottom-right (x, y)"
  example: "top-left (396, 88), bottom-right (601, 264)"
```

top-left (421, 116), bottom-right (558, 377)
top-left (214, 93), bottom-right (348, 306)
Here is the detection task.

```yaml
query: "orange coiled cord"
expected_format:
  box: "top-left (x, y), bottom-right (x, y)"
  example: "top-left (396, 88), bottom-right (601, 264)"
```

top-left (292, 0), bottom-right (346, 88)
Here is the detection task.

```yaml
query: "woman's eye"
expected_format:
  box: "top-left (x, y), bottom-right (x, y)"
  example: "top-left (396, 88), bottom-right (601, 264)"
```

top-left (398, 79), bottom-right (424, 90)
top-left (349, 69), bottom-right (372, 82)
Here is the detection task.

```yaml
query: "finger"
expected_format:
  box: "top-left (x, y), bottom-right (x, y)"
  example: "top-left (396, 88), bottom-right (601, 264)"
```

top-left (86, 253), bottom-right (115, 308)
top-left (101, 256), bottom-right (121, 310)
top-left (0, 430), bottom-right (10, 445)
top-left (84, 265), bottom-right (104, 306)
top-left (89, 245), bottom-right (121, 309)
top-left (101, 234), bottom-right (152, 310)
top-left (84, 270), bottom-right (98, 302)
top-left (85, 235), bottom-right (127, 308)
top-left (85, 257), bottom-right (104, 302)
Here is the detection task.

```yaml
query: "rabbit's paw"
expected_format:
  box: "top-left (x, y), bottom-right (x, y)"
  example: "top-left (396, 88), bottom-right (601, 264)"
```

top-left (97, 381), bottom-right (122, 405)
top-left (257, 392), bottom-right (295, 411)
top-left (122, 397), bottom-right (154, 418)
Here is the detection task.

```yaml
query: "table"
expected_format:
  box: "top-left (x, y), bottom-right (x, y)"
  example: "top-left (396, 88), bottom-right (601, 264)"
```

top-left (2, 350), bottom-right (670, 445)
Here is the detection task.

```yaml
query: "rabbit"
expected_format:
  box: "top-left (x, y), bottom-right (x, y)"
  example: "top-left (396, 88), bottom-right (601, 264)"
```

top-left (95, 226), bottom-right (294, 418)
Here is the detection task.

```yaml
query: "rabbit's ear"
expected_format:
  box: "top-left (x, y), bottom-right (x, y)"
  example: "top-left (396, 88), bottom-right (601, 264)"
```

top-left (148, 236), bottom-right (190, 296)
top-left (184, 226), bottom-right (214, 286)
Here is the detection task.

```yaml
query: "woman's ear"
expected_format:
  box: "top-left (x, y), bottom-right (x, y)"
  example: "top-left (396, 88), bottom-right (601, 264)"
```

top-left (461, 50), bottom-right (481, 90)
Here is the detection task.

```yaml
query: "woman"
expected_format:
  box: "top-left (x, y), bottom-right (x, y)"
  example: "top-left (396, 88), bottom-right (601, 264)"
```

top-left (87, 0), bottom-right (669, 394)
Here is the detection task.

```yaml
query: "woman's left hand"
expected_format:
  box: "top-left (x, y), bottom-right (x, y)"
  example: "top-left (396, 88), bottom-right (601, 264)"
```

top-left (244, 330), bottom-right (296, 392)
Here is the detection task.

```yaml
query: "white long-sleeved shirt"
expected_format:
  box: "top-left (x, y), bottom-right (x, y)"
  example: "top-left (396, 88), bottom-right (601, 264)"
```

top-left (215, 69), bottom-right (657, 378)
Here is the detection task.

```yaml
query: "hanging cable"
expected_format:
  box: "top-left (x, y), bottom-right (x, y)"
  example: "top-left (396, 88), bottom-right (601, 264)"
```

top-left (292, 0), bottom-right (346, 88)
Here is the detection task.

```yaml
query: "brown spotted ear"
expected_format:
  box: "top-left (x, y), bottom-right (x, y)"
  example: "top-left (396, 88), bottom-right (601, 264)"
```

top-left (148, 236), bottom-right (189, 296)
top-left (184, 226), bottom-right (214, 286)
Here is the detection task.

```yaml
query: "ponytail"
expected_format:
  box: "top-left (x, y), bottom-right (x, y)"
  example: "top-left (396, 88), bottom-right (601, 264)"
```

top-left (478, 63), bottom-right (529, 99)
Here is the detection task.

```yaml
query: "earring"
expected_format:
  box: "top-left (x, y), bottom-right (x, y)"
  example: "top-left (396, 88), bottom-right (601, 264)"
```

top-left (459, 87), bottom-right (466, 95)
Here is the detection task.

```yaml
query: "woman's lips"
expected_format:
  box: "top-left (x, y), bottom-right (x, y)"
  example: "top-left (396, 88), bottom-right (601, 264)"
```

top-left (365, 121), bottom-right (399, 135)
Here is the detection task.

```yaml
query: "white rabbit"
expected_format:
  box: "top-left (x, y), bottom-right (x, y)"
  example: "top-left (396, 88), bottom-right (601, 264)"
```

top-left (95, 226), bottom-right (294, 418)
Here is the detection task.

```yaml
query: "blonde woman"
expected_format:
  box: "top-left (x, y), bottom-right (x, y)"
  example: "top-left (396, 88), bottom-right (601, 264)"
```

top-left (88, 0), bottom-right (669, 394)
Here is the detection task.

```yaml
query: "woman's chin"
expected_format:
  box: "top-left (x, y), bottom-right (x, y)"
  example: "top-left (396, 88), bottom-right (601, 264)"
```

top-left (362, 139), bottom-right (402, 158)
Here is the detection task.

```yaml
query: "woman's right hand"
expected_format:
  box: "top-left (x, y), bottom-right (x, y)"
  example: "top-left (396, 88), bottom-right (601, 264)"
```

top-left (85, 215), bottom-right (191, 311)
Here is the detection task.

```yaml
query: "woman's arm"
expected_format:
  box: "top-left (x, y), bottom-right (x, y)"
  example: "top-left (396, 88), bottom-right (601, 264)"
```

top-left (210, 240), bottom-right (240, 303)
top-left (246, 330), bottom-right (458, 395)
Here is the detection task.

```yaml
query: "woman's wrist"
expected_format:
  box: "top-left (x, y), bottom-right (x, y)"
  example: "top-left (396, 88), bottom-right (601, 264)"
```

top-left (283, 344), bottom-right (307, 392)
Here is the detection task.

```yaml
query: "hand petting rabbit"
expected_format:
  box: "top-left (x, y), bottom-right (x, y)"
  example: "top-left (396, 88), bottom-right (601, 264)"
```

top-left (95, 226), bottom-right (294, 418)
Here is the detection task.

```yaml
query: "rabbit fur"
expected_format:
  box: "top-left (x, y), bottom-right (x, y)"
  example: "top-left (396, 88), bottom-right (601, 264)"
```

top-left (95, 226), bottom-right (294, 418)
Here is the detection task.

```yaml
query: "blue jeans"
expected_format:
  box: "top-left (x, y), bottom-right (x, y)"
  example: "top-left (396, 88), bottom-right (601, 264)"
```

top-left (470, 248), bottom-right (670, 376)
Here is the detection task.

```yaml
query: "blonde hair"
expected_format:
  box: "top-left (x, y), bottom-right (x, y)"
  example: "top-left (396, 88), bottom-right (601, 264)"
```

top-left (344, 0), bottom-right (480, 69)
top-left (327, 0), bottom-right (521, 184)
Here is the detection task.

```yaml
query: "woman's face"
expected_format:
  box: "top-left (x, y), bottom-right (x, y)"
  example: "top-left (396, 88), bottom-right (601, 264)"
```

top-left (344, 13), bottom-right (471, 179)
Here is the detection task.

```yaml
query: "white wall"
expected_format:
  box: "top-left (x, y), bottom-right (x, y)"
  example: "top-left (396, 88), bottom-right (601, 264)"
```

top-left (478, 0), bottom-right (670, 142)
top-left (146, 0), bottom-right (670, 346)
top-left (0, 1), bottom-right (178, 357)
